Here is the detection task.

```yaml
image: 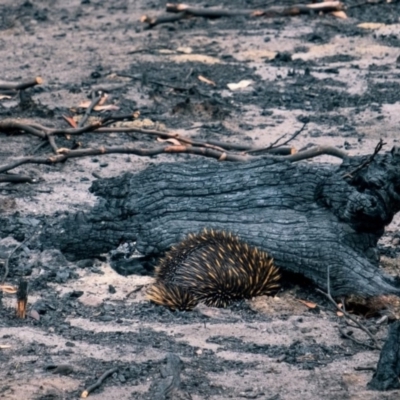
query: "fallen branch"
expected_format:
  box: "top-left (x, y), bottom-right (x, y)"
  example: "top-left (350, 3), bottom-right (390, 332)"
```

top-left (0, 118), bottom-right (294, 154)
top-left (142, 2), bottom-right (345, 27)
top-left (141, 12), bottom-right (188, 28)
top-left (0, 77), bottom-right (43, 92)
top-left (81, 366), bottom-right (119, 398)
top-left (0, 143), bottom-right (349, 174)
top-left (79, 93), bottom-right (103, 128)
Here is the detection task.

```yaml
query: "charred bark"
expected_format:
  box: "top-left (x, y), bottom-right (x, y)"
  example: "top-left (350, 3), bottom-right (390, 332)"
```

top-left (368, 321), bottom-right (400, 390)
top-left (30, 147), bottom-right (400, 296)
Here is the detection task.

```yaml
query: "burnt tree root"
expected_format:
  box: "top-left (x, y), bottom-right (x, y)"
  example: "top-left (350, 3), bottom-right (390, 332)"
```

top-left (16, 147), bottom-right (400, 297)
top-left (368, 321), bottom-right (400, 390)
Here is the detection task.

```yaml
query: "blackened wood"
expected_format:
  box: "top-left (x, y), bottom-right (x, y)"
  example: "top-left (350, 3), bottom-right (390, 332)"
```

top-left (28, 147), bottom-right (400, 297)
top-left (16, 280), bottom-right (28, 319)
top-left (368, 321), bottom-right (400, 390)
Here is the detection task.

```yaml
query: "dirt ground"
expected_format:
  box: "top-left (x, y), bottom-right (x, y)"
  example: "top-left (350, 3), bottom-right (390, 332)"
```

top-left (1, 0), bottom-right (400, 399)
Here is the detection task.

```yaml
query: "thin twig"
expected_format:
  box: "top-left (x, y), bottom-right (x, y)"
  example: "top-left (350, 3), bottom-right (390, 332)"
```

top-left (81, 367), bottom-right (119, 398)
top-left (338, 328), bottom-right (378, 350)
top-left (342, 139), bottom-right (384, 180)
top-left (0, 77), bottom-right (43, 91)
top-left (79, 93), bottom-right (103, 128)
top-left (316, 267), bottom-right (381, 350)
top-left (249, 121), bottom-right (308, 154)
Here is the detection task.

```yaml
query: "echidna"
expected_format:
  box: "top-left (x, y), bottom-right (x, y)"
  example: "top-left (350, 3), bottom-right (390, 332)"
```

top-left (147, 229), bottom-right (280, 310)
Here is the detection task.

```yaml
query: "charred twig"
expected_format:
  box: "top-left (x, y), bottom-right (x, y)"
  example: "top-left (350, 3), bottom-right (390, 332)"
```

top-left (317, 266), bottom-right (381, 350)
top-left (284, 145), bottom-right (347, 162)
top-left (16, 280), bottom-right (28, 319)
top-left (81, 366), bottom-right (119, 398)
top-left (79, 93), bottom-right (103, 128)
top-left (248, 121), bottom-right (308, 154)
top-left (140, 12), bottom-right (188, 28)
top-left (342, 139), bottom-right (385, 180)
top-left (47, 134), bottom-right (59, 154)
top-left (142, 2), bottom-right (345, 27)
top-left (0, 174), bottom-right (33, 183)
top-left (0, 77), bottom-right (43, 92)
top-left (166, 2), bottom-right (345, 16)
top-left (0, 120), bottom-right (46, 139)
top-left (338, 328), bottom-right (378, 350)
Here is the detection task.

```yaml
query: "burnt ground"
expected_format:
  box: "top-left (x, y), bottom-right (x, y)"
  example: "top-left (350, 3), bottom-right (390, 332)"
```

top-left (1, 0), bottom-right (400, 399)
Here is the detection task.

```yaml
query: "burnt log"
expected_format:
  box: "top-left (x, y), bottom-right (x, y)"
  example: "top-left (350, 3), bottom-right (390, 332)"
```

top-left (38, 147), bottom-right (400, 297)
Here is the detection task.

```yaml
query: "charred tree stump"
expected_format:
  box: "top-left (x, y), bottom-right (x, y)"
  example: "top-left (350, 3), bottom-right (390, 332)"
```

top-left (368, 321), bottom-right (400, 390)
top-left (39, 147), bottom-right (400, 297)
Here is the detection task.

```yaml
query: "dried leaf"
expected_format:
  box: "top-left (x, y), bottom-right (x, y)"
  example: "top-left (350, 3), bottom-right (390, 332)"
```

top-left (62, 115), bottom-right (78, 128)
top-left (357, 22), bottom-right (386, 30)
top-left (133, 110), bottom-right (141, 119)
top-left (198, 75), bottom-right (216, 86)
top-left (97, 94), bottom-right (108, 106)
top-left (0, 94), bottom-right (12, 100)
top-left (177, 46), bottom-right (192, 54)
top-left (298, 299), bottom-right (318, 309)
top-left (0, 345), bottom-right (11, 349)
top-left (337, 311), bottom-right (344, 317)
top-left (79, 95), bottom-right (118, 111)
top-left (157, 137), bottom-right (181, 146)
top-left (0, 285), bottom-right (17, 294)
top-left (29, 309), bottom-right (40, 321)
top-left (330, 11), bottom-right (347, 19)
top-left (227, 80), bottom-right (253, 91)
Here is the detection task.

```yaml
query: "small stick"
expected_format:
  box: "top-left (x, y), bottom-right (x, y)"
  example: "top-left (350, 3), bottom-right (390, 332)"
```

top-left (81, 367), bottom-right (118, 398)
top-left (140, 12), bottom-right (188, 28)
top-left (285, 145), bottom-right (348, 162)
top-left (47, 134), bottom-right (59, 154)
top-left (338, 328), bottom-right (378, 350)
top-left (78, 93), bottom-right (103, 128)
top-left (0, 174), bottom-right (33, 183)
top-left (0, 77), bottom-right (43, 91)
top-left (16, 280), bottom-right (28, 319)
top-left (342, 139), bottom-right (384, 180)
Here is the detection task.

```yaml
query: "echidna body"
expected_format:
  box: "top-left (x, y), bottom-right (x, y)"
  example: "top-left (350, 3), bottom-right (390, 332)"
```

top-left (147, 229), bottom-right (280, 310)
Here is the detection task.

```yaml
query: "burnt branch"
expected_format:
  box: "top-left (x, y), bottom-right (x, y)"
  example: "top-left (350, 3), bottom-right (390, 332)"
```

top-left (81, 367), bottom-right (119, 398)
top-left (342, 139), bottom-right (385, 180)
top-left (368, 321), bottom-right (400, 390)
top-left (0, 174), bottom-right (33, 183)
top-left (0, 77), bottom-right (43, 92)
top-left (78, 93), bottom-right (103, 128)
top-left (142, 2), bottom-right (345, 27)
top-left (140, 13), bottom-right (188, 28)
top-left (0, 117), bottom-right (348, 175)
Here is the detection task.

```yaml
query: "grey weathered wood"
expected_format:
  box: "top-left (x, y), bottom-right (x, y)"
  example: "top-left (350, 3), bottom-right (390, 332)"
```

top-left (37, 147), bottom-right (400, 297)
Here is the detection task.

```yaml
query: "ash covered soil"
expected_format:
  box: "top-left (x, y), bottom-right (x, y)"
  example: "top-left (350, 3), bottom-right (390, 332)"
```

top-left (1, 0), bottom-right (400, 399)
